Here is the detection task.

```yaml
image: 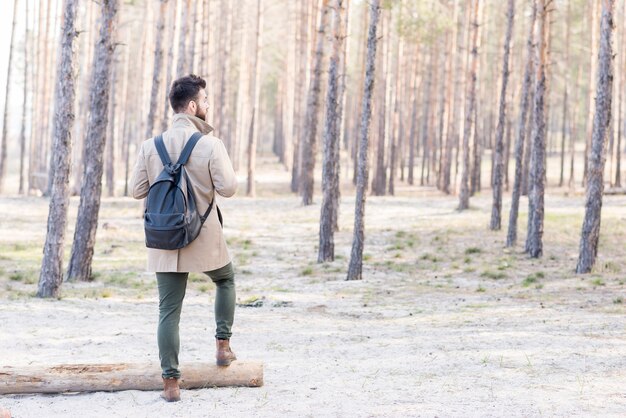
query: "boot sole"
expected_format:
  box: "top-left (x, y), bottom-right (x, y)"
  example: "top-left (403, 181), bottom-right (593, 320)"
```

top-left (216, 358), bottom-right (237, 367)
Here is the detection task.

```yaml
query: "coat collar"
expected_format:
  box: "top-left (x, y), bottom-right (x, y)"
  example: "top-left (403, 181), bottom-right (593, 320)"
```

top-left (172, 113), bottom-right (214, 135)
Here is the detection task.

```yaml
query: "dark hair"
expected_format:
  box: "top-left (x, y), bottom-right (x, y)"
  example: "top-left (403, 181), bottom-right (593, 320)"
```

top-left (168, 74), bottom-right (206, 113)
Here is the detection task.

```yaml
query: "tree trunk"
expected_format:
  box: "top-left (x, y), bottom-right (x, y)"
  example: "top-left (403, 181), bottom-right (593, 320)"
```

top-left (0, 0), bottom-right (20, 193)
top-left (300, 0), bottom-right (330, 205)
top-left (19, 0), bottom-right (30, 195)
top-left (407, 49), bottom-right (419, 186)
top-left (176, 0), bottom-right (190, 77)
top-left (371, 12), bottom-right (388, 196)
top-left (569, 67), bottom-right (582, 189)
top-left (188, 0), bottom-right (198, 73)
top-left (346, 0), bottom-right (379, 281)
top-left (161, 0), bottom-right (177, 132)
top-left (66, 0), bottom-right (119, 282)
top-left (106, 54), bottom-right (118, 197)
top-left (145, 0), bottom-right (168, 139)
top-left (318, 0), bottom-right (345, 263)
top-left (458, 0), bottom-right (480, 211)
top-left (0, 362), bottom-right (263, 395)
top-left (41, 0), bottom-right (55, 196)
top-left (526, 0), bottom-right (550, 258)
top-left (246, 0), bottom-right (263, 197)
top-left (290, 0), bottom-right (311, 192)
top-left (420, 48), bottom-right (433, 187)
top-left (583, 0), bottom-right (600, 187)
top-left (37, 0), bottom-right (79, 298)
top-left (614, 0), bottom-right (625, 188)
top-left (442, 3), bottom-right (463, 194)
top-left (490, 0), bottom-right (515, 230)
top-left (576, 0), bottom-right (615, 273)
top-left (218, 0), bottom-right (233, 144)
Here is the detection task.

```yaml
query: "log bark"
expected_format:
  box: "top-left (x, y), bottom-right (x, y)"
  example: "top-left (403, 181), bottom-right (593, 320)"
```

top-left (37, 0), bottom-right (79, 298)
top-left (346, 0), bottom-right (380, 281)
top-left (0, 362), bottom-right (264, 395)
top-left (576, 0), bottom-right (615, 273)
top-left (490, 0), bottom-right (515, 230)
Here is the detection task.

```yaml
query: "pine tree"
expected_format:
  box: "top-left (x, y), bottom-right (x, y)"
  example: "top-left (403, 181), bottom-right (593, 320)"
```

top-left (37, 0), bottom-right (79, 298)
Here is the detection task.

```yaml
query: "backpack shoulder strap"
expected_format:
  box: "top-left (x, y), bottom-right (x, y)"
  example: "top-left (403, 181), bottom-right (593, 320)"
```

top-left (176, 132), bottom-right (204, 166)
top-left (154, 135), bottom-right (172, 167)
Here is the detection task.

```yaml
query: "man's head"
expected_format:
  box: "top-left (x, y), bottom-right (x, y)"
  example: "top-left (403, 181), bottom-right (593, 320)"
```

top-left (168, 74), bottom-right (209, 121)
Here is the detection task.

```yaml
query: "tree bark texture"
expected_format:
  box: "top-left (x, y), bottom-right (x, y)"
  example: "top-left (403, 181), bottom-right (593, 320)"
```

top-left (19, 0), bottom-right (30, 195)
top-left (458, 0), bottom-right (480, 210)
top-left (347, 0), bottom-right (379, 281)
top-left (0, 0), bottom-right (20, 193)
top-left (319, 0), bottom-right (345, 263)
top-left (176, 0), bottom-right (190, 77)
top-left (37, 0), bottom-right (79, 298)
top-left (161, 0), bottom-right (177, 132)
top-left (246, 0), bottom-right (263, 197)
top-left (66, 0), bottom-right (119, 282)
top-left (506, 0), bottom-right (536, 247)
top-left (526, 0), bottom-right (550, 258)
top-left (300, 0), bottom-right (330, 205)
top-left (490, 0), bottom-right (515, 230)
top-left (146, 0), bottom-right (168, 139)
top-left (576, 0), bottom-right (614, 273)
top-left (0, 362), bottom-right (264, 394)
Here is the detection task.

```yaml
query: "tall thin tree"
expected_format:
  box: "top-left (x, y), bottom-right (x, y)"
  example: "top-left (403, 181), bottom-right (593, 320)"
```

top-left (145, 0), bottom-right (168, 139)
top-left (19, 0), bottom-right (30, 195)
top-left (66, 0), bottom-right (119, 282)
top-left (525, 0), bottom-right (550, 258)
top-left (246, 0), bottom-right (263, 197)
top-left (346, 0), bottom-right (380, 281)
top-left (490, 0), bottom-right (516, 230)
top-left (0, 0), bottom-right (20, 193)
top-left (506, 0), bottom-right (537, 247)
top-left (319, 0), bottom-right (345, 263)
top-left (576, 0), bottom-right (615, 273)
top-left (300, 0), bottom-right (330, 205)
top-left (458, 0), bottom-right (480, 210)
top-left (37, 0), bottom-right (79, 298)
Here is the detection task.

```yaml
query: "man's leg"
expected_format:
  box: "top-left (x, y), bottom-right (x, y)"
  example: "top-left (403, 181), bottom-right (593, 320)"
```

top-left (156, 272), bottom-right (188, 379)
top-left (204, 262), bottom-right (236, 340)
top-left (205, 263), bottom-right (236, 365)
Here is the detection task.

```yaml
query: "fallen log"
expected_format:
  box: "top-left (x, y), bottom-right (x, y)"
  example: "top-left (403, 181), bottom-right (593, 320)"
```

top-left (0, 361), bottom-right (263, 395)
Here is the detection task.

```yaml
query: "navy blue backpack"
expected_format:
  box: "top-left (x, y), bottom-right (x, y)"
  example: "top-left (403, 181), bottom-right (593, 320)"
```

top-left (143, 132), bottom-right (214, 250)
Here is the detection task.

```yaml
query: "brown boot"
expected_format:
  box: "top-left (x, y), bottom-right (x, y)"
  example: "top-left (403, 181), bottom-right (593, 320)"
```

top-left (216, 338), bottom-right (237, 366)
top-left (160, 377), bottom-right (180, 402)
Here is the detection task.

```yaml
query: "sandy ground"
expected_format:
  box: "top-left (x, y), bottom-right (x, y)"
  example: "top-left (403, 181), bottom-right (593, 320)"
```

top-left (0, 168), bottom-right (625, 417)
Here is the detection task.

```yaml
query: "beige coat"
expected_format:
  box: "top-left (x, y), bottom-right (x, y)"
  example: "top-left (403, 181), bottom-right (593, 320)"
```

top-left (130, 113), bottom-right (237, 272)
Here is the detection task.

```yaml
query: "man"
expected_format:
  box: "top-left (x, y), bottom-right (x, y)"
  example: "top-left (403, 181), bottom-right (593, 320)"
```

top-left (130, 74), bottom-right (238, 402)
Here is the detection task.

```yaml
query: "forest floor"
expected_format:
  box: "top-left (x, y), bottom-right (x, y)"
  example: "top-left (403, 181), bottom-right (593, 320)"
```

top-left (0, 163), bottom-right (625, 417)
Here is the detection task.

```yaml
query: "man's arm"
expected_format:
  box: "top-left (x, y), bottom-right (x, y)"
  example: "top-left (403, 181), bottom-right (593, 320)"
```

top-left (210, 138), bottom-right (238, 198)
top-left (130, 142), bottom-right (149, 199)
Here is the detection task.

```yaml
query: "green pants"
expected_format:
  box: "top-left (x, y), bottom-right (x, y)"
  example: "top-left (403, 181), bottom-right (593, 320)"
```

top-left (156, 262), bottom-right (235, 379)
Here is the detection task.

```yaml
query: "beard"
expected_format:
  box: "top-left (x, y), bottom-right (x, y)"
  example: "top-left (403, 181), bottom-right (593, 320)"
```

top-left (195, 107), bottom-right (207, 121)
